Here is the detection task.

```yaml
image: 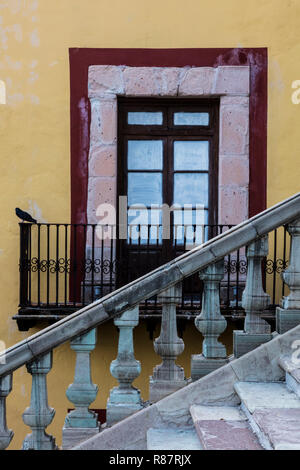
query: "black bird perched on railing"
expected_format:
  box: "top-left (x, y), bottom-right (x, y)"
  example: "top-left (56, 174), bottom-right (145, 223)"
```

top-left (15, 208), bottom-right (37, 223)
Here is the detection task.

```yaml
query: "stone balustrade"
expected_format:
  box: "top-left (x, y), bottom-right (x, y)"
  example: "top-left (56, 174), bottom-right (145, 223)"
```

top-left (0, 194), bottom-right (299, 449)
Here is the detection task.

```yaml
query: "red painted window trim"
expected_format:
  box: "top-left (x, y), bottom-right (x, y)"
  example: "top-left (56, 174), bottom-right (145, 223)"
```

top-left (69, 48), bottom-right (267, 225)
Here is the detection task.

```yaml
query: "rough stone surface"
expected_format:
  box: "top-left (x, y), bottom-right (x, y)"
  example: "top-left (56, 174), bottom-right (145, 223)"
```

top-left (234, 382), bottom-right (300, 414)
top-left (218, 187), bottom-right (248, 225)
top-left (0, 374), bottom-right (13, 450)
top-left (74, 325), bottom-right (300, 449)
top-left (191, 355), bottom-right (228, 381)
top-left (149, 380), bottom-right (188, 404)
top-left (107, 306), bottom-right (143, 425)
top-left (253, 408), bottom-right (300, 450)
top-left (87, 177), bottom-right (116, 215)
top-left (193, 260), bottom-right (227, 364)
top-left (88, 65), bottom-right (124, 97)
top-left (150, 284), bottom-right (186, 402)
top-left (219, 155), bottom-right (249, 187)
top-left (147, 427), bottom-right (202, 450)
top-left (194, 419), bottom-right (262, 450)
top-left (213, 66), bottom-right (250, 95)
top-left (279, 356), bottom-right (300, 398)
top-left (89, 145), bottom-right (117, 177)
top-left (219, 105), bottom-right (249, 155)
top-left (279, 218), bottom-right (300, 310)
top-left (276, 307), bottom-right (300, 334)
top-left (64, 329), bottom-right (98, 430)
top-left (123, 67), bottom-right (163, 96)
top-left (62, 426), bottom-right (100, 450)
top-left (233, 331), bottom-right (273, 358)
top-left (178, 67), bottom-right (215, 96)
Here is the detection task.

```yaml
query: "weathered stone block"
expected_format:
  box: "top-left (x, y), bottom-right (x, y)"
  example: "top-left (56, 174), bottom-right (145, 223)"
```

top-left (220, 105), bottom-right (249, 155)
top-left (214, 66), bottom-right (250, 95)
top-left (276, 307), bottom-right (300, 334)
top-left (149, 378), bottom-right (187, 403)
top-left (88, 65), bottom-right (124, 97)
top-left (191, 354), bottom-right (228, 381)
top-left (62, 426), bottom-right (100, 450)
top-left (124, 68), bottom-right (163, 96)
top-left (233, 330), bottom-right (273, 358)
top-left (89, 145), bottom-right (117, 177)
top-left (178, 67), bottom-right (215, 96)
top-left (218, 186), bottom-right (248, 225)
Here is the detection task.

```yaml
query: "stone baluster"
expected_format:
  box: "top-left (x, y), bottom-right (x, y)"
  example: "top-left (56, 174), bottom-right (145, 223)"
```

top-left (191, 259), bottom-right (227, 380)
top-left (234, 236), bottom-right (272, 357)
top-left (277, 218), bottom-right (300, 333)
top-left (0, 374), bottom-right (13, 450)
top-left (149, 283), bottom-right (186, 402)
top-left (62, 329), bottom-right (99, 449)
top-left (106, 306), bottom-right (143, 425)
top-left (22, 351), bottom-right (56, 450)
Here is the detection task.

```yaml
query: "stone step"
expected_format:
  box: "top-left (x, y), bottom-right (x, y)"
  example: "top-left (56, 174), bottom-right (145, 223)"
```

top-left (234, 381), bottom-right (300, 413)
top-left (278, 355), bottom-right (300, 398)
top-left (147, 427), bottom-right (203, 450)
top-left (190, 405), bottom-right (262, 450)
top-left (234, 381), bottom-right (300, 450)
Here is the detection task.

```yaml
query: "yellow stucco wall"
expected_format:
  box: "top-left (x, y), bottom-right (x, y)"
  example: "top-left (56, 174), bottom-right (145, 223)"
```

top-left (1, 0), bottom-right (300, 449)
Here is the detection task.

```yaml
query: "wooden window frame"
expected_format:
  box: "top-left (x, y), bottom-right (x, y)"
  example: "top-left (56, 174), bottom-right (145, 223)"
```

top-left (117, 97), bottom-right (220, 232)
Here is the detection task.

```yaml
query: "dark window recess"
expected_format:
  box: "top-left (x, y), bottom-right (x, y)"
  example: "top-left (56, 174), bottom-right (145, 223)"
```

top-left (117, 97), bottom-right (220, 293)
top-left (16, 97), bottom-right (287, 332)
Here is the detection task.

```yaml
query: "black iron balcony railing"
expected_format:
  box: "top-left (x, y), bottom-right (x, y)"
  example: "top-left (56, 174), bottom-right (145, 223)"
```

top-left (16, 222), bottom-right (290, 330)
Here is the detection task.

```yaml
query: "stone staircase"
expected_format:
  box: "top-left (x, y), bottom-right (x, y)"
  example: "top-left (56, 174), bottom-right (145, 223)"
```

top-left (148, 355), bottom-right (300, 451)
top-left (74, 324), bottom-right (300, 450)
top-left (1, 193), bottom-right (300, 451)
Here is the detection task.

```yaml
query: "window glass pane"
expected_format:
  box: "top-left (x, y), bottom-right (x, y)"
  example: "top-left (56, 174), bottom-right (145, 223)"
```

top-left (128, 208), bottom-right (162, 245)
top-left (174, 112), bottom-right (209, 126)
top-left (128, 172), bottom-right (162, 206)
top-left (173, 173), bottom-right (208, 206)
top-left (128, 111), bottom-right (163, 125)
top-left (174, 141), bottom-right (209, 171)
top-left (128, 140), bottom-right (163, 170)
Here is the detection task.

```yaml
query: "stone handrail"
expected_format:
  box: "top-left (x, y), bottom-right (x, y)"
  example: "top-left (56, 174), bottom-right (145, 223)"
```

top-left (1, 192), bottom-right (300, 379)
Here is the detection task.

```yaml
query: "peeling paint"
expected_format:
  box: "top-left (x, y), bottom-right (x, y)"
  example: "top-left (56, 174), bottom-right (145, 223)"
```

top-left (29, 59), bottom-right (38, 68)
top-left (29, 94), bottom-right (39, 104)
top-left (30, 28), bottom-right (39, 47)
top-left (28, 70), bottom-right (38, 83)
top-left (0, 55), bottom-right (22, 70)
top-left (270, 59), bottom-right (285, 92)
top-left (0, 79), bottom-right (6, 103)
top-left (7, 92), bottom-right (23, 105)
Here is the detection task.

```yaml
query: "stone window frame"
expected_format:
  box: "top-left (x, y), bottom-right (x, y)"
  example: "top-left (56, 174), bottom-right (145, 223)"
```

top-left (87, 65), bottom-right (250, 227)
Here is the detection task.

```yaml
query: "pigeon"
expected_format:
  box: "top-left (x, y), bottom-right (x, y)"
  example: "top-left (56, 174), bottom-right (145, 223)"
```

top-left (15, 208), bottom-right (37, 223)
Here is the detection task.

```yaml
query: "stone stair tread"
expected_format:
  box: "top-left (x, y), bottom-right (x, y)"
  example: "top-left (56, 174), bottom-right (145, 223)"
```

top-left (190, 404), bottom-right (246, 422)
top-left (278, 355), bottom-right (300, 382)
top-left (190, 405), bottom-right (262, 450)
top-left (253, 408), bottom-right (300, 450)
top-left (234, 382), bottom-right (300, 413)
top-left (147, 427), bottom-right (202, 450)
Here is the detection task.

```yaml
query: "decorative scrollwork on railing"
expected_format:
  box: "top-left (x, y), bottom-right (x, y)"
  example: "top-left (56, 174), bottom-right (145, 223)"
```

top-left (19, 257), bottom-right (288, 278)
top-left (224, 259), bottom-right (248, 274)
